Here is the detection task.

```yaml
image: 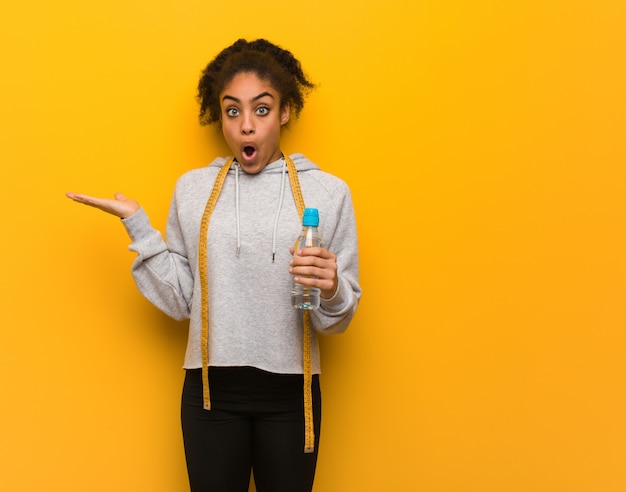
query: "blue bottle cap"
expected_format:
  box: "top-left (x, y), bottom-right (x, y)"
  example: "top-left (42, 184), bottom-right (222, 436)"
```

top-left (302, 208), bottom-right (319, 227)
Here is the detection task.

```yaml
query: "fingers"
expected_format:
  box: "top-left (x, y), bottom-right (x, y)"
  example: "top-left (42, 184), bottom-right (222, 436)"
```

top-left (65, 192), bottom-right (102, 207)
top-left (293, 246), bottom-right (334, 259)
top-left (290, 248), bottom-right (334, 270)
top-left (114, 192), bottom-right (129, 201)
top-left (289, 247), bottom-right (338, 297)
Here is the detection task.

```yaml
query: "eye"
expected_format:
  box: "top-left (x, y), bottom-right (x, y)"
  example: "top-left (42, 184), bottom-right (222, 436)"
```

top-left (225, 107), bottom-right (239, 117)
top-left (256, 106), bottom-right (269, 116)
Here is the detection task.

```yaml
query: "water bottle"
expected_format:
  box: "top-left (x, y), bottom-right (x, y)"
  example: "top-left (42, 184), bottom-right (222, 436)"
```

top-left (292, 208), bottom-right (323, 310)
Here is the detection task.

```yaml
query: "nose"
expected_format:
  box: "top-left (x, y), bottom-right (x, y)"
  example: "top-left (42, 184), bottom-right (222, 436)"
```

top-left (241, 114), bottom-right (255, 135)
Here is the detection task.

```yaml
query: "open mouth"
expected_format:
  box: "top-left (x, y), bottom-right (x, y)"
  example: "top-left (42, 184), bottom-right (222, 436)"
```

top-left (243, 145), bottom-right (256, 158)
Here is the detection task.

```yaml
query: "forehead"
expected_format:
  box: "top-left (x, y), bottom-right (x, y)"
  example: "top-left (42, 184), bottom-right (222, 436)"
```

top-left (220, 72), bottom-right (279, 100)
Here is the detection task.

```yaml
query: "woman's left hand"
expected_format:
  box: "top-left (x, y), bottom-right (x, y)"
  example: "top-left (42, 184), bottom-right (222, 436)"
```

top-left (289, 246), bottom-right (338, 299)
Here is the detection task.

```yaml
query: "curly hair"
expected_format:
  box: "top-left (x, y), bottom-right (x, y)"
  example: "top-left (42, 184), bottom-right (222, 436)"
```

top-left (197, 39), bottom-right (315, 126)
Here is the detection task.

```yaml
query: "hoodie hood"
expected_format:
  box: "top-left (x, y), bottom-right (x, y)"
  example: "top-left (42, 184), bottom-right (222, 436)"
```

top-left (210, 153), bottom-right (320, 174)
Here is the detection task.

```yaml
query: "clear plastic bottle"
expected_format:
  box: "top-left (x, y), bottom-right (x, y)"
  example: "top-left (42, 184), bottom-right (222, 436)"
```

top-left (291, 208), bottom-right (323, 310)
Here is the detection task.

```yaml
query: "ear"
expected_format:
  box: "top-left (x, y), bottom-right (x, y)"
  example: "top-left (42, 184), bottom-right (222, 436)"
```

top-left (280, 103), bottom-right (291, 126)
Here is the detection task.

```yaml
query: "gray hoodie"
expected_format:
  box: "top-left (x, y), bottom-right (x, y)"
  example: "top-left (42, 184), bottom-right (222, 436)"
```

top-left (122, 153), bottom-right (361, 374)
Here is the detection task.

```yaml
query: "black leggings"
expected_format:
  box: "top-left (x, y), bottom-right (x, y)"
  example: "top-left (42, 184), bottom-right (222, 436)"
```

top-left (181, 367), bottom-right (321, 492)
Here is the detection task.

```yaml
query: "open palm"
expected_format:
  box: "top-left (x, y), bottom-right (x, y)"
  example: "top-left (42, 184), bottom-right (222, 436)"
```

top-left (65, 192), bottom-right (140, 219)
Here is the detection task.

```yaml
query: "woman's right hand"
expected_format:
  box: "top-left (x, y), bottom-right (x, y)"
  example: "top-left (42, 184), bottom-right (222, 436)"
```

top-left (65, 192), bottom-right (141, 219)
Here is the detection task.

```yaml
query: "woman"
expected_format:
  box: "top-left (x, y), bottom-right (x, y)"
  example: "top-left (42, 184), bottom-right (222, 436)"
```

top-left (67, 38), bottom-right (361, 492)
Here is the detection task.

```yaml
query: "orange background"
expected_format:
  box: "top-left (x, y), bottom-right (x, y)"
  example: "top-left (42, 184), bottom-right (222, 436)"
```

top-left (1, 1), bottom-right (625, 490)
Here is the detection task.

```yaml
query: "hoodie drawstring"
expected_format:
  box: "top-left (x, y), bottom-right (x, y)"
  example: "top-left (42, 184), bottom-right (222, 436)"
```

top-left (234, 163), bottom-right (241, 257)
top-left (272, 157), bottom-right (287, 262)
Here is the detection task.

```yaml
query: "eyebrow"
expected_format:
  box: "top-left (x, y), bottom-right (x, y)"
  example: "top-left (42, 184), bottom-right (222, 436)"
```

top-left (221, 92), bottom-right (275, 104)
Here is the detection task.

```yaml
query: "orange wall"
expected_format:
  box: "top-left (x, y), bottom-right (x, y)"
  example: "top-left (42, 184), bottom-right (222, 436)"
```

top-left (1, 1), bottom-right (625, 490)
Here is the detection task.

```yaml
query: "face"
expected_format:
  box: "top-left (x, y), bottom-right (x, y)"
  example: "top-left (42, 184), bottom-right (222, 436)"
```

top-left (220, 72), bottom-right (290, 174)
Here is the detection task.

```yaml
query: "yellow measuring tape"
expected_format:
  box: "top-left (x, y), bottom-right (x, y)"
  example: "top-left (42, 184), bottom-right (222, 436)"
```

top-left (198, 155), bottom-right (316, 453)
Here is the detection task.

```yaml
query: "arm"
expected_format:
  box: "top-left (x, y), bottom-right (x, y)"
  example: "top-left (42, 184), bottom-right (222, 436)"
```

top-left (122, 204), bottom-right (194, 321)
top-left (289, 186), bottom-right (361, 334)
top-left (66, 191), bottom-right (194, 321)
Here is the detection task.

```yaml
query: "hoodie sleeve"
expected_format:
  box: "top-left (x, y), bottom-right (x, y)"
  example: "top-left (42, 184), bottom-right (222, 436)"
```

top-left (311, 182), bottom-right (361, 334)
top-left (121, 200), bottom-right (194, 321)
